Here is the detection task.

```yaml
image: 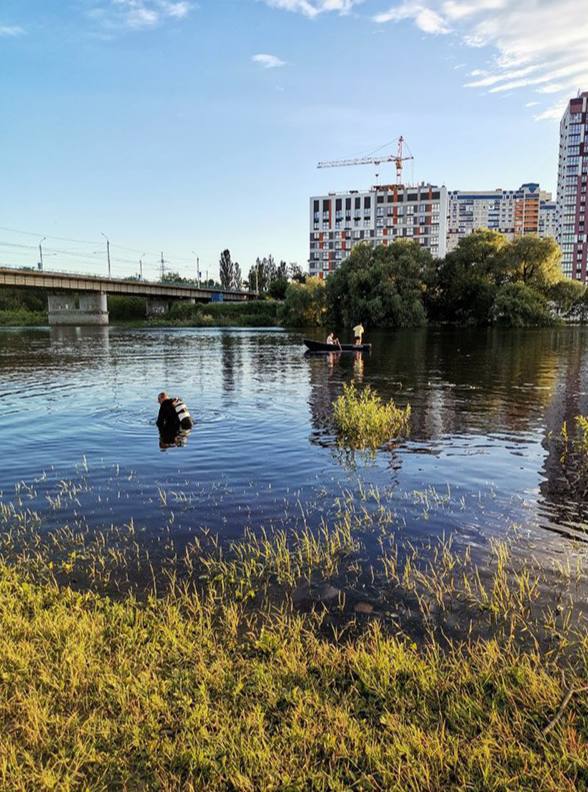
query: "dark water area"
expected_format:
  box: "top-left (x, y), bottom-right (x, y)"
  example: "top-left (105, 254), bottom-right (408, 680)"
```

top-left (1, 324), bottom-right (588, 597)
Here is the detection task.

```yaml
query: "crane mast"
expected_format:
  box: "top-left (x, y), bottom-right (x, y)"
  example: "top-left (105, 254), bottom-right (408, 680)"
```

top-left (317, 136), bottom-right (413, 186)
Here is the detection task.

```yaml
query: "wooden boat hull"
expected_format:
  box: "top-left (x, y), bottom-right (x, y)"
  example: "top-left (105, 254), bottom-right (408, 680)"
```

top-left (303, 339), bottom-right (371, 353)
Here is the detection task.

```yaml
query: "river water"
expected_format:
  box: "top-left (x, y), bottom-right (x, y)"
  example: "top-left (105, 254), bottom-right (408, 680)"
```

top-left (1, 325), bottom-right (588, 594)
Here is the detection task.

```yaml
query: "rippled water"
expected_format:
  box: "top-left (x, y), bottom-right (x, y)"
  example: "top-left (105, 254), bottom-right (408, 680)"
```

top-left (1, 325), bottom-right (588, 581)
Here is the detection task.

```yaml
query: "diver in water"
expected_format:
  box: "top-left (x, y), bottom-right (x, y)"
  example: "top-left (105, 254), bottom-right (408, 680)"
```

top-left (156, 392), bottom-right (193, 434)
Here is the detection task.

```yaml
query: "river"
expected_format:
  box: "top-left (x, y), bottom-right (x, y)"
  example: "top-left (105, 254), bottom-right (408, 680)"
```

top-left (1, 325), bottom-right (588, 597)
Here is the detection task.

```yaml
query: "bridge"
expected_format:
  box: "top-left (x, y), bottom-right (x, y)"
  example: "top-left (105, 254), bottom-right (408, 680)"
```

top-left (0, 267), bottom-right (255, 325)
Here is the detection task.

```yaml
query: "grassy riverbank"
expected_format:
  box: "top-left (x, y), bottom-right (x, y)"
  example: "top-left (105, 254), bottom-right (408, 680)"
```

top-left (1, 558), bottom-right (587, 791)
top-left (1, 482), bottom-right (587, 790)
top-left (150, 299), bottom-right (281, 327)
top-left (0, 308), bottom-right (47, 326)
top-left (0, 299), bottom-right (281, 328)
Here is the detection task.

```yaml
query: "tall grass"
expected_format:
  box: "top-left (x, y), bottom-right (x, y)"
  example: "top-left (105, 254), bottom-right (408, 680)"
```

top-left (0, 308), bottom-right (47, 326)
top-left (0, 553), bottom-right (587, 790)
top-left (161, 300), bottom-right (281, 327)
top-left (334, 383), bottom-right (411, 449)
top-left (1, 475), bottom-right (588, 788)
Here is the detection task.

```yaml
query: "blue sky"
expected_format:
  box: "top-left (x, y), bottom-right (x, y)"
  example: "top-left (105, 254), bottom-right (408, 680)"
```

top-left (1, 0), bottom-right (586, 280)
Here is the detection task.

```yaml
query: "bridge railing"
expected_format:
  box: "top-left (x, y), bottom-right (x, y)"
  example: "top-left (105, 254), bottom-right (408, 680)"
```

top-left (0, 264), bottom-right (253, 297)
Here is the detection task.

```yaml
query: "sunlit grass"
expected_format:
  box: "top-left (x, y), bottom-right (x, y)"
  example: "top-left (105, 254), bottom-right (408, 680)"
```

top-left (333, 383), bottom-right (411, 450)
top-left (1, 471), bottom-right (588, 788)
top-left (0, 552), bottom-right (587, 790)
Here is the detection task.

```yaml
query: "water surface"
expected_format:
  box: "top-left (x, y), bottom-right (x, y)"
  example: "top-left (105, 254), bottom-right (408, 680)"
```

top-left (1, 325), bottom-right (588, 589)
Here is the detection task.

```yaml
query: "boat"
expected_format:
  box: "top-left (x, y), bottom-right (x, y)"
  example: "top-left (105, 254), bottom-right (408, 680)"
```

top-left (303, 339), bottom-right (372, 353)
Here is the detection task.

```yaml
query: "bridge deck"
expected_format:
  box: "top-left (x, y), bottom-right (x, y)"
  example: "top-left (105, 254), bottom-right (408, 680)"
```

top-left (0, 267), bottom-right (253, 301)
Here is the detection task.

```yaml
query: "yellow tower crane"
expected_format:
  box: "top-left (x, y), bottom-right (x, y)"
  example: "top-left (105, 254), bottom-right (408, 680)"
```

top-left (317, 136), bottom-right (414, 186)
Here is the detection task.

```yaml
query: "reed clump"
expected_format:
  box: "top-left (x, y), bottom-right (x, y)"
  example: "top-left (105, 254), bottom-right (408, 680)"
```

top-left (334, 383), bottom-right (411, 449)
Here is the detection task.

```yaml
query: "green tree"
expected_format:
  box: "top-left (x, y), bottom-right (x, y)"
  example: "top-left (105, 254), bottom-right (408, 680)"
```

top-left (326, 241), bottom-right (430, 328)
top-left (548, 279), bottom-right (586, 317)
top-left (492, 282), bottom-right (557, 327)
top-left (504, 236), bottom-right (562, 290)
top-left (433, 229), bottom-right (510, 324)
top-left (160, 271), bottom-right (193, 285)
top-left (280, 276), bottom-right (327, 326)
top-left (233, 262), bottom-right (242, 290)
top-left (268, 276), bottom-right (289, 300)
top-left (288, 263), bottom-right (306, 283)
top-left (219, 250), bottom-right (234, 290)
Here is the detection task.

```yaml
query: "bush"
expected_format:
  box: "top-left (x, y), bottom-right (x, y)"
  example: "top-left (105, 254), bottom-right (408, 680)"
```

top-left (492, 282), bottom-right (557, 327)
top-left (280, 276), bottom-right (327, 326)
top-left (333, 382), bottom-right (411, 449)
top-left (165, 300), bottom-right (280, 327)
top-left (0, 309), bottom-right (47, 326)
top-left (268, 277), bottom-right (289, 300)
top-left (108, 296), bottom-right (147, 321)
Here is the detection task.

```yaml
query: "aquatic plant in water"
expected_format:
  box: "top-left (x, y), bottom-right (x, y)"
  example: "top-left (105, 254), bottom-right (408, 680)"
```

top-left (333, 382), bottom-right (411, 449)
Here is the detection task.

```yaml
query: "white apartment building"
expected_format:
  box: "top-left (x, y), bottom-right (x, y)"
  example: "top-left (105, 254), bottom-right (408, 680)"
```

top-left (557, 92), bottom-right (588, 280)
top-left (446, 183), bottom-right (543, 252)
top-left (308, 184), bottom-right (448, 278)
top-left (539, 195), bottom-right (558, 239)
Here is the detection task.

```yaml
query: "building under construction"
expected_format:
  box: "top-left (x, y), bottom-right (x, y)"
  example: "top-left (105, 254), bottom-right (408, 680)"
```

top-left (310, 136), bottom-right (559, 276)
top-left (309, 183), bottom-right (448, 278)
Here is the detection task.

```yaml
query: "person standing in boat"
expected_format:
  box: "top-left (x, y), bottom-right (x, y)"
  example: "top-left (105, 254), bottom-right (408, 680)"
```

top-left (353, 323), bottom-right (365, 345)
top-left (156, 392), bottom-right (193, 434)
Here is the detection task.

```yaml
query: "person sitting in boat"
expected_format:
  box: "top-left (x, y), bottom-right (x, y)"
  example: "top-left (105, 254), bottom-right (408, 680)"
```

top-left (353, 323), bottom-right (365, 345)
top-left (326, 332), bottom-right (340, 347)
top-left (156, 392), bottom-right (193, 434)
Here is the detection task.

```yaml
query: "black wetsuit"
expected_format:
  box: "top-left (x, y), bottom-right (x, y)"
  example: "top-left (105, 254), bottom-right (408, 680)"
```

top-left (157, 397), bottom-right (193, 435)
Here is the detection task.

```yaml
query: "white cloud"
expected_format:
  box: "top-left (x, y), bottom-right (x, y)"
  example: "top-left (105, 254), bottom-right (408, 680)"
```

top-left (373, 0), bottom-right (588, 121)
top-left (374, 1), bottom-right (450, 33)
top-left (262, 0), bottom-right (360, 18)
top-left (252, 53), bottom-right (286, 69)
top-left (91, 0), bottom-right (193, 30)
top-left (0, 25), bottom-right (25, 37)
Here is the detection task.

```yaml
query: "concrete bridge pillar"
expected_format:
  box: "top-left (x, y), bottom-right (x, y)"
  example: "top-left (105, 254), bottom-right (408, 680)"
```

top-left (48, 292), bottom-right (109, 326)
top-left (146, 299), bottom-right (170, 317)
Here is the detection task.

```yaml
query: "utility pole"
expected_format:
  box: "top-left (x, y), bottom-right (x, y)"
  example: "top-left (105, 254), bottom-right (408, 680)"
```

top-left (139, 254), bottom-right (145, 281)
top-left (160, 251), bottom-right (165, 281)
top-left (101, 232), bottom-right (111, 278)
top-left (38, 236), bottom-right (46, 271)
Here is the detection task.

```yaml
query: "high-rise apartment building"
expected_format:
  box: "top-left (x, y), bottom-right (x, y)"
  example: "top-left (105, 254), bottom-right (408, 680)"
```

top-left (557, 92), bottom-right (588, 280)
top-left (539, 193), bottom-right (558, 240)
top-left (308, 184), bottom-right (447, 278)
top-left (446, 183), bottom-right (542, 252)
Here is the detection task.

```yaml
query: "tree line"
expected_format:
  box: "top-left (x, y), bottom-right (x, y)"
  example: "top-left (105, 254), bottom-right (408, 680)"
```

top-left (161, 250), bottom-right (305, 298)
top-left (281, 231), bottom-right (588, 328)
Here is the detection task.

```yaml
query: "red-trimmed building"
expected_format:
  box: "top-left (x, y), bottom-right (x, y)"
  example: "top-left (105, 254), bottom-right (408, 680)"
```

top-left (557, 92), bottom-right (588, 280)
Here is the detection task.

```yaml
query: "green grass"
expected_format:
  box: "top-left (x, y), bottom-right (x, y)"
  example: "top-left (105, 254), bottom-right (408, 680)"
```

top-left (0, 308), bottom-right (47, 326)
top-left (157, 300), bottom-right (281, 328)
top-left (0, 556), bottom-right (587, 791)
top-left (334, 383), bottom-right (411, 449)
top-left (1, 476), bottom-right (588, 789)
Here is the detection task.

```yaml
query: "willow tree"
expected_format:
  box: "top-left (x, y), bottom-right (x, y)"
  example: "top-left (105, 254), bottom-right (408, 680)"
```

top-left (326, 240), bottom-right (431, 328)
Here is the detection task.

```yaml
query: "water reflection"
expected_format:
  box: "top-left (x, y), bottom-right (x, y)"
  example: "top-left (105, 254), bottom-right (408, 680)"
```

top-left (159, 427), bottom-right (192, 451)
top-left (3, 325), bottom-right (588, 559)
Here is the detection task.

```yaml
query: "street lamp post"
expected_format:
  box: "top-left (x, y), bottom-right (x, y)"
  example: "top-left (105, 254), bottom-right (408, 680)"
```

top-left (101, 232), bottom-right (111, 278)
top-left (38, 237), bottom-right (46, 271)
top-left (139, 254), bottom-right (145, 281)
